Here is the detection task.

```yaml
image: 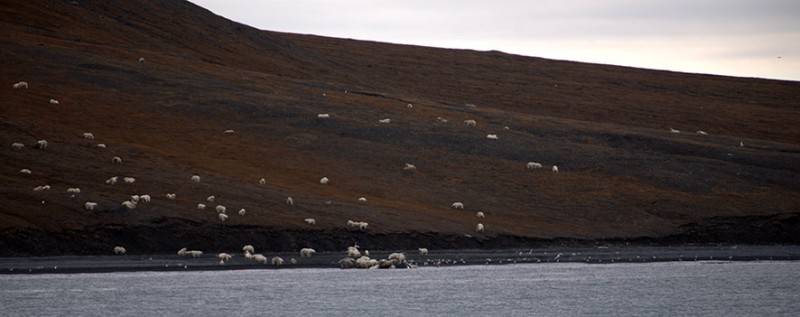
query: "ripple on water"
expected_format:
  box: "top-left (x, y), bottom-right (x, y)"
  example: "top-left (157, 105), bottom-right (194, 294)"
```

top-left (0, 261), bottom-right (798, 316)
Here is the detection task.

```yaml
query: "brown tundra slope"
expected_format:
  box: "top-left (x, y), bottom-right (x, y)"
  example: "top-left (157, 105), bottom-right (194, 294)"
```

top-left (1, 0), bottom-right (799, 255)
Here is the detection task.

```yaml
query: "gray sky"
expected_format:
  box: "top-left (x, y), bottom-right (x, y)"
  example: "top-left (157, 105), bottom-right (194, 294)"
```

top-left (194, 0), bottom-right (800, 81)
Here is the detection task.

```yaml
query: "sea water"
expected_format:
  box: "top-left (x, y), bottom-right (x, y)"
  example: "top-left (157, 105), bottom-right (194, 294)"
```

top-left (1, 261), bottom-right (798, 316)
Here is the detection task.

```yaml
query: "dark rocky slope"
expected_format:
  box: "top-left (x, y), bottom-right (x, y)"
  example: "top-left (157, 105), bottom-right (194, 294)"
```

top-left (1, 0), bottom-right (798, 255)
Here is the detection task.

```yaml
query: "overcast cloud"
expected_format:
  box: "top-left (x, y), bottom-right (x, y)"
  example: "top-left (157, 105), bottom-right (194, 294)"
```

top-left (194, 0), bottom-right (800, 80)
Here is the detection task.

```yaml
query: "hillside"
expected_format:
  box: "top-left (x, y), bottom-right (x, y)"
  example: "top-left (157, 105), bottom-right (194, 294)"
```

top-left (1, 0), bottom-right (799, 255)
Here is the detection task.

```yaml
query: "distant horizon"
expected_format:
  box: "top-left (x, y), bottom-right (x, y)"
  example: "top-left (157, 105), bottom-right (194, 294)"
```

top-left (193, 0), bottom-right (800, 81)
top-left (263, 30), bottom-right (798, 83)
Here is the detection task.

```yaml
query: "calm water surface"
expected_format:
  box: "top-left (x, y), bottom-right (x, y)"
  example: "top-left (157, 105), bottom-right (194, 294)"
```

top-left (2, 261), bottom-right (798, 316)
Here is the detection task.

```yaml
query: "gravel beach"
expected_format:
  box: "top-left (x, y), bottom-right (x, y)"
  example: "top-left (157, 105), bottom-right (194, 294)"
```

top-left (2, 245), bottom-right (798, 274)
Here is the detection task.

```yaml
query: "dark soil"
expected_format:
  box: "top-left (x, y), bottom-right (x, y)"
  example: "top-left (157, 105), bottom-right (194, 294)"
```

top-left (1, 213), bottom-right (799, 257)
top-left (0, 0), bottom-right (799, 256)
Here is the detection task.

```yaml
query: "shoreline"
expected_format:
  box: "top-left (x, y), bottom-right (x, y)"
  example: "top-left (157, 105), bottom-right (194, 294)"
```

top-left (2, 245), bottom-right (799, 275)
top-left (2, 213), bottom-right (799, 259)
